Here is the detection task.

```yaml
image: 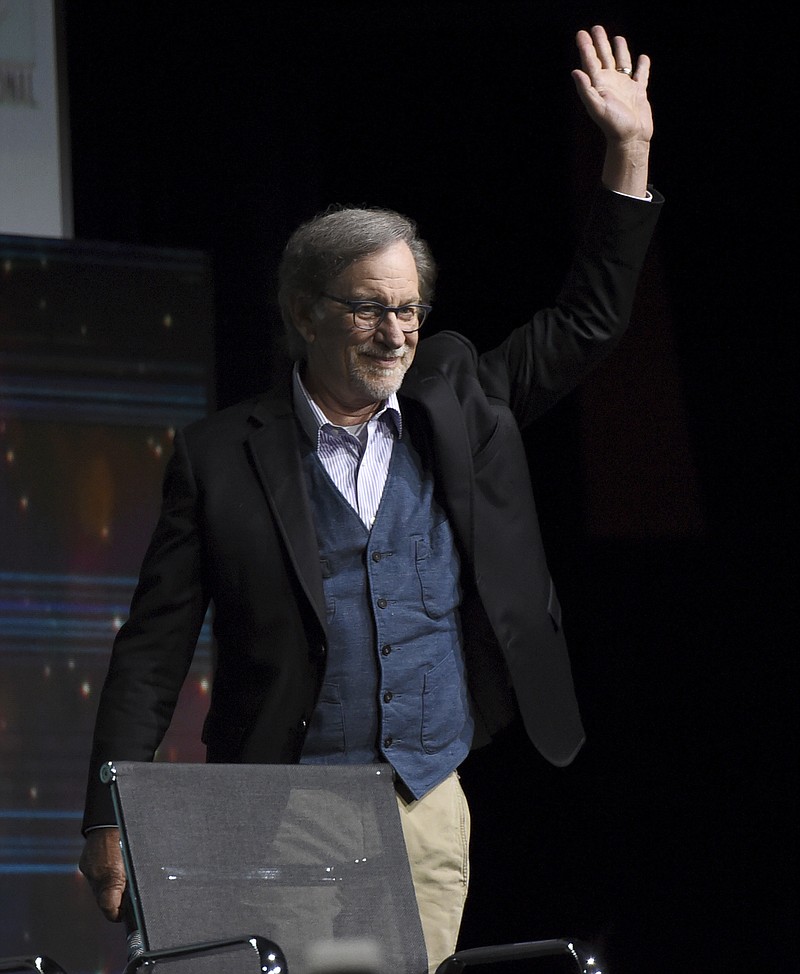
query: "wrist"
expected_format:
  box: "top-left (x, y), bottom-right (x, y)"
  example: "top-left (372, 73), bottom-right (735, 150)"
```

top-left (602, 139), bottom-right (651, 197)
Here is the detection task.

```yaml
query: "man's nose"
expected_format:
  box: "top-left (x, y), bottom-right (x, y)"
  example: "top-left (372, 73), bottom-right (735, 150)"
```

top-left (374, 311), bottom-right (407, 348)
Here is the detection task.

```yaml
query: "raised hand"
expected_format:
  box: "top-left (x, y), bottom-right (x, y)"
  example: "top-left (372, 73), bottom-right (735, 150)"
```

top-left (572, 25), bottom-right (653, 196)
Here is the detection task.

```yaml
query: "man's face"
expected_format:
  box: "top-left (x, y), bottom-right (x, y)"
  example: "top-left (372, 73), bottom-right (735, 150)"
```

top-left (297, 241), bottom-right (421, 418)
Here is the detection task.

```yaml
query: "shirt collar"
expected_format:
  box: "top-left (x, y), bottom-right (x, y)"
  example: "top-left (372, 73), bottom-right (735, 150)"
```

top-left (291, 364), bottom-right (403, 446)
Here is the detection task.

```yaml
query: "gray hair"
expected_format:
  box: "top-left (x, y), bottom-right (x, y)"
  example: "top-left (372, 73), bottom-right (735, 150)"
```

top-left (277, 205), bottom-right (437, 360)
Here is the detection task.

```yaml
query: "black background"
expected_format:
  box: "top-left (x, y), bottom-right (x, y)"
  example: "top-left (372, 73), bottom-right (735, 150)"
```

top-left (61, 2), bottom-right (795, 971)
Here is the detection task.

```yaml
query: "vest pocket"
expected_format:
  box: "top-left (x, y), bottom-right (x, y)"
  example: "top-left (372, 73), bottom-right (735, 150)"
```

top-left (421, 650), bottom-right (465, 753)
top-left (303, 683), bottom-right (346, 755)
top-left (415, 521), bottom-right (461, 620)
top-left (320, 558), bottom-right (337, 623)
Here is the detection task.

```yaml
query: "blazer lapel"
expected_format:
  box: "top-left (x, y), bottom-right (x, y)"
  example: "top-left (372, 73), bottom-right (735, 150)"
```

top-left (245, 393), bottom-right (326, 631)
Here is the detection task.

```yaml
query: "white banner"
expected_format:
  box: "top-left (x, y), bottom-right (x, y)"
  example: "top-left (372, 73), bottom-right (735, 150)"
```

top-left (0, 0), bottom-right (72, 237)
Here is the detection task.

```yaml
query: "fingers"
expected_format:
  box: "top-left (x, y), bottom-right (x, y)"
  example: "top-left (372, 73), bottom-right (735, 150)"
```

top-left (570, 68), bottom-right (598, 111)
top-left (79, 828), bottom-right (128, 923)
top-left (575, 25), bottom-right (645, 81)
top-left (611, 32), bottom-right (633, 73)
top-left (633, 53), bottom-right (651, 89)
top-left (574, 28), bottom-right (602, 80)
top-left (592, 25), bottom-right (617, 71)
top-left (96, 878), bottom-right (127, 923)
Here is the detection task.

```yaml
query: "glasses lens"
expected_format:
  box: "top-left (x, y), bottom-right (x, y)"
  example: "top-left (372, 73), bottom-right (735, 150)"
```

top-left (396, 306), bottom-right (419, 324)
top-left (409, 306), bottom-right (428, 328)
top-left (352, 303), bottom-right (384, 328)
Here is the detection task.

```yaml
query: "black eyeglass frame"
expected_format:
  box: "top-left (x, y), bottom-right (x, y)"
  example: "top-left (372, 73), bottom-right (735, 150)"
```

top-left (321, 292), bottom-right (432, 333)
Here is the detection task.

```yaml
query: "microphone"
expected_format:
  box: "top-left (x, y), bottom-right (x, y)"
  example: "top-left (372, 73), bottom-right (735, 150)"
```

top-left (126, 927), bottom-right (145, 962)
top-left (121, 890), bottom-right (145, 962)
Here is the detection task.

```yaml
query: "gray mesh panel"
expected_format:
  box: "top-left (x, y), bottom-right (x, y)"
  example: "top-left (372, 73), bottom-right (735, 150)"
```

top-left (110, 762), bottom-right (428, 974)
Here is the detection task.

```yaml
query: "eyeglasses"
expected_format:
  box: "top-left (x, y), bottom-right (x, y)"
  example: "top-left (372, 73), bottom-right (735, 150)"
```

top-left (321, 292), bottom-right (432, 333)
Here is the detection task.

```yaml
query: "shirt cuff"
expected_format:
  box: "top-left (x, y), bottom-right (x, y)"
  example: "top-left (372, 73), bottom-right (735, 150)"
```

top-left (612, 189), bottom-right (653, 202)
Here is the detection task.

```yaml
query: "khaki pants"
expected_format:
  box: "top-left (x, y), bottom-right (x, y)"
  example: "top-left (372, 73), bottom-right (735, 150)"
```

top-left (396, 772), bottom-right (471, 973)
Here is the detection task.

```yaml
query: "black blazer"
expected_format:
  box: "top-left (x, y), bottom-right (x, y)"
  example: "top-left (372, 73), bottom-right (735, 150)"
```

top-left (84, 188), bottom-right (662, 831)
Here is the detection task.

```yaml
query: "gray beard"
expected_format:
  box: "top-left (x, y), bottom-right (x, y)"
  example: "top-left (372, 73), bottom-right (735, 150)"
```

top-left (347, 350), bottom-right (410, 401)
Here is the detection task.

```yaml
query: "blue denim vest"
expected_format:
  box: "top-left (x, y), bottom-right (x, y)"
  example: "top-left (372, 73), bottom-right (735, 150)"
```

top-left (299, 434), bottom-right (474, 799)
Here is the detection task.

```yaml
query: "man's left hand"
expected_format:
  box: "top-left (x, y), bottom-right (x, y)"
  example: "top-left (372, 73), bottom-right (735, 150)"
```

top-left (572, 25), bottom-right (653, 145)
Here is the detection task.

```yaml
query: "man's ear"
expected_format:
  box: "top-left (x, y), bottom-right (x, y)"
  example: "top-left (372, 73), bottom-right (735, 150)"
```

top-left (290, 294), bottom-right (317, 344)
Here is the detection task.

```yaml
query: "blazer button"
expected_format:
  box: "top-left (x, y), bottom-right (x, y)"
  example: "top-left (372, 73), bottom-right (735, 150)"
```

top-left (372, 551), bottom-right (382, 562)
top-left (381, 644), bottom-right (392, 656)
top-left (383, 691), bottom-right (393, 703)
top-left (377, 597), bottom-right (388, 609)
top-left (383, 736), bottom-right (393, 748)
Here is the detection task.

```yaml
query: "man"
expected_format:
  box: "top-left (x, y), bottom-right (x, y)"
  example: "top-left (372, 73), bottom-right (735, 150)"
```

top-left (80, 25), bottom-right (661, 972)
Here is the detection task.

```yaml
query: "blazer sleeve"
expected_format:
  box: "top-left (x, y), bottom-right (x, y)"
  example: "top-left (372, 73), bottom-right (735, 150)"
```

top-left (82, 428), bottom-right (210, 832)
top-left (478, 187), bottom-right (663, 429)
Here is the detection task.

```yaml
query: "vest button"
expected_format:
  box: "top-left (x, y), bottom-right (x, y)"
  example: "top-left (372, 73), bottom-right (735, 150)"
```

top-left (383, 691), bottom-right (393, 703)
top-left (372, 551), bottom-right (382, 562)
top-left (381, 644), bottom-right (392, 656)
top-left (383, 736), bottom-right (393, 748)
top-left (377, 597), bottom-right (388, 609)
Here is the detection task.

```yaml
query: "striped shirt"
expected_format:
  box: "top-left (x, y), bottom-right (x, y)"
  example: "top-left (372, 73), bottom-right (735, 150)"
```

top-left (293, 366), bottom-right (401, 528)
